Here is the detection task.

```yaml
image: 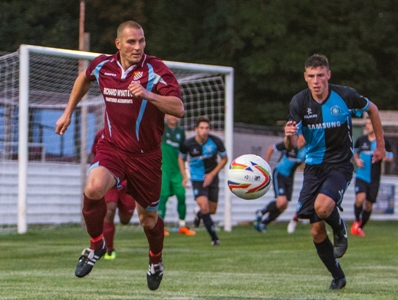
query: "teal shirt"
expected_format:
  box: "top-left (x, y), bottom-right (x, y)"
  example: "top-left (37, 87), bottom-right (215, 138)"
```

top-left (161, 123), bottom-right (185, 172)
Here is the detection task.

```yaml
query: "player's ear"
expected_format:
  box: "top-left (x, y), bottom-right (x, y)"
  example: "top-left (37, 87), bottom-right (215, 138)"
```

top-left (327, 69), bottom-right (331, 80)
top-left (115, 38), bottom-right (121, 50)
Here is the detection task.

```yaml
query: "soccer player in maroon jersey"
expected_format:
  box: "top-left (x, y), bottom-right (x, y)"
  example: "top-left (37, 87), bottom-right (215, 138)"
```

top-left (55, 20), bottom-right (184, 291)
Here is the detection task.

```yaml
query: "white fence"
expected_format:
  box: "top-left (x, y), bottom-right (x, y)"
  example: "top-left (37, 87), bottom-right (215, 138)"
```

top-left (1, 160), bottom-right (397, 228)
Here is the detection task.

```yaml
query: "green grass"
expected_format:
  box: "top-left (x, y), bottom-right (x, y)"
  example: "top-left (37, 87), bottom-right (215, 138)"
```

top-left (1, 221), bottom-right (398, 300)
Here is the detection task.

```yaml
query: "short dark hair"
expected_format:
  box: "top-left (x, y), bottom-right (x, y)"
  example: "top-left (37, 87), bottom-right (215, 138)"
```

top-left (305, 54), bottom-right (329, 70)
top-left (195, 115), bottom-right (211, 128)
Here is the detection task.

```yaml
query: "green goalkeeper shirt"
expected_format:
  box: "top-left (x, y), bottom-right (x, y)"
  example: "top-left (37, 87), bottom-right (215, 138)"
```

top-left (161, 123), bottom-right (186, 172)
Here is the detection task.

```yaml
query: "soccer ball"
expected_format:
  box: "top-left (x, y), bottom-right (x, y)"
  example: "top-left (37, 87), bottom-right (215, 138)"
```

top-left (227, 154), bottom-right (272, 200)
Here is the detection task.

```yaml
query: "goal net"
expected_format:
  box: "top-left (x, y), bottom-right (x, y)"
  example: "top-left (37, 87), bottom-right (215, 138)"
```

top-left (0, 45), bottom-right (234, 233)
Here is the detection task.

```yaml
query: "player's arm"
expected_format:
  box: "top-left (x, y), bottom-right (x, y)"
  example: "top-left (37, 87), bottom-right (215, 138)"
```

top-left (284, 121), bottom-right (299, 151)
top-left (383, 139), bottom-right (394, 163)
top-left (203, 155), bottom-right (228, 187)
top-left (352, 137), bottom-right (364, 167)
top-left (178, 155), bottom-right (190, 188)
top-left (296, 134), bottom-right (306, 149)
top-left (353, 152), bottom-right (364, 168)
top-left (128, 82), bottom-right (184, 118)
top-left (366, 102), bottom-right (386, 162)
top-left (55, 72), bottom-right (91, 135)
top-left (264, 145), bottom-right (274, 162)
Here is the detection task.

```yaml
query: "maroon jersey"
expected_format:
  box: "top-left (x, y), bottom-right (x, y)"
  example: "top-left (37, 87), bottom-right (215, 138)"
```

top-left (86, 52), bottom-right (181, 154)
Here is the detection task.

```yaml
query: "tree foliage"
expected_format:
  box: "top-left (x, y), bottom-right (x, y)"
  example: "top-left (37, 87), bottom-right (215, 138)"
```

top-left (1, 0), bottom-right (397, 125)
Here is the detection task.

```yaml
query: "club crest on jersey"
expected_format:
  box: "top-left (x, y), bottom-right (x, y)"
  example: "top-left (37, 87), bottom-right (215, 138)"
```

top-left (133, 71), bottom-right (143, 81)
top-left (331, 106), bottom-right (341, 116)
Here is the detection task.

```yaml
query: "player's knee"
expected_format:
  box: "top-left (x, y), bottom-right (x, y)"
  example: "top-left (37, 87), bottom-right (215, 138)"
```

top-left (139, 215), bottom-right (157, 230)
top-left (365, 201), bottom-right (373, 211)
top-left (208, 208), bottom-right (216, 215)
top-left (105, 210), bottom-right (115, 221)
top-left (314, 201), bottom-right (334, 219)
top-left (355, 193), bottom-right (366, 205)
top-left (84, 189), bottom-right (104, 200)
top-left (175, 194), bottom-right (186, 203)
top-left (209, 205), bottom-right (218, 214)
top-left (119, 212), bottom-right (133, 224)
top-left (278, 201), bottom-right (288, 211)
top-left (85, 183), bottom-right (107, 199)
top-left (120, 218), bottom-right (132, 225)
top-left (315, 210), bottom-right (329, 219)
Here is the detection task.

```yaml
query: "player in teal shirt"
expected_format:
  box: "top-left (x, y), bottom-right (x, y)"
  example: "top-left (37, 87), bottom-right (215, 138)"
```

top-left (179, 116), bottom-right (228, 246)
top-left (158, 114), bottom-right (196, 236)
top-left (284, 54), bottom-right (386, 290)
top-left (351, 116), bottom-right (394, 236)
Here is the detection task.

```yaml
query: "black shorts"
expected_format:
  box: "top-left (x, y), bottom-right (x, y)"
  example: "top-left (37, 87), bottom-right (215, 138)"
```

top-left (191, 176), bottom-right (219, 203)
top-left (296, 163), bottom-right (353, 222)
top-left (355, 177), bottom-right (380, 203)
top-left (273, 169), bottom-right (294, 201)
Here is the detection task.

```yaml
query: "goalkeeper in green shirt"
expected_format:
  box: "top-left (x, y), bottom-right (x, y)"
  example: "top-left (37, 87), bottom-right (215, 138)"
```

top-left (159, 114), bottom-right (196, 236)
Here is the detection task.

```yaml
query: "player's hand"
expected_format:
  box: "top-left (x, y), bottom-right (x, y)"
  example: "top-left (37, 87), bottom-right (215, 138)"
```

top-left (203, 173), bottom-right (214, 187)
top-left (128, 81), bottom-right (148, 98)
top-left (284, 121), bottom-right (298, 136)
top-left (55, 114), bottom-right (71, 135)
top-left (354, 158), bottom-right (364, 168)
top-left (372, 145), bottom-right (386, 163)
top-left (182, 178), bottom-right (190, 188)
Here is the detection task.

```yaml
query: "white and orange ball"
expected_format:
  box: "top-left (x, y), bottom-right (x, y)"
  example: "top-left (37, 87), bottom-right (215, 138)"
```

top-left (227, 154), bottom-right (272, 200)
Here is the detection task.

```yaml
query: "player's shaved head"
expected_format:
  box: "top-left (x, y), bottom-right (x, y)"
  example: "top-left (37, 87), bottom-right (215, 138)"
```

top-left (117, 21), bottom-right (143, 38)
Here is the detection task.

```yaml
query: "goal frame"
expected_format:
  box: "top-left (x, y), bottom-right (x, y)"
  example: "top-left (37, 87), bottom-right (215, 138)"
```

top-left (17, 44), bottom-right (234, 233)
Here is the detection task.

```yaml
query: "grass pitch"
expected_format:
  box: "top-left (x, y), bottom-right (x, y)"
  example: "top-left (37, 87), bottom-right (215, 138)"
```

top-left (1, 221), bottom-right (398, 300)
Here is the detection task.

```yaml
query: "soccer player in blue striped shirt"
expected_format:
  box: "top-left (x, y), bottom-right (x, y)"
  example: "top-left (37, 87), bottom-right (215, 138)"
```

top-left (284, 54), bottom-right (386, 290)
top-left (351, 116), bottom-right (394, 236)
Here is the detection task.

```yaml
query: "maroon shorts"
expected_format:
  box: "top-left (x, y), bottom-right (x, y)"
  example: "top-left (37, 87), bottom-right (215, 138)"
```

top-left (104, 180), bottom-right (136, 215)
top-left (92, 143), bottom-right (162, 211)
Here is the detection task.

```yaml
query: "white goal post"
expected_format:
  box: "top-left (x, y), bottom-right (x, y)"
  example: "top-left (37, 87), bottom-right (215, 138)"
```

top-left (1, 44), bottom-right (234, 233)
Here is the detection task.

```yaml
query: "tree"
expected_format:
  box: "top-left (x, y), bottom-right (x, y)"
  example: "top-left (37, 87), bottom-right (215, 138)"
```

top-left (0, 0), bottom-right (79, 52)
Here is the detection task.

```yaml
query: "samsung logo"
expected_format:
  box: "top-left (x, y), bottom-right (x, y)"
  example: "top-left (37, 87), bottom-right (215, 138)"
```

top-left (166, 140), bottom-right (179, 148)
top-left (308, 121), bottom-right (340, 129)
